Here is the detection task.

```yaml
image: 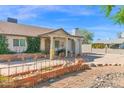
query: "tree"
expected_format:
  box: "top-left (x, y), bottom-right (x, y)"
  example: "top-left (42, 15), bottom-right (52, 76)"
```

top-left (78, 29), bottom-right (94, 44)
top-left (101, 5), bottom-right (124, 25)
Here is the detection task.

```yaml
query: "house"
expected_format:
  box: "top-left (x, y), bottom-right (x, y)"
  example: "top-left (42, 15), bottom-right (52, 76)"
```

top-left (0, 18), bottom-right (83, 59)
top-left (94, 33), bottom-right (124, 49)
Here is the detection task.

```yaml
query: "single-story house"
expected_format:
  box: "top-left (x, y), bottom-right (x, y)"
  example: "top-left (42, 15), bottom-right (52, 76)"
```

top-left (0, 18), bottom-right (83, 59)
top-left (94, 38), bottom-right (124, 49)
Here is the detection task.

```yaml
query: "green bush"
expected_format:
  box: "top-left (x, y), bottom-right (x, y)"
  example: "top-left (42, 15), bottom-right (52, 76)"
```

top-left (92, 43), bottom-right (106, 49)
top-left (0, 34), bottom-right (10, 54)
top-left (26, 36), bottom-right (40, 53)
top-left (40, 50), bottom-right (49, 55)
top-left (0, 75), bottom-right (8, 82)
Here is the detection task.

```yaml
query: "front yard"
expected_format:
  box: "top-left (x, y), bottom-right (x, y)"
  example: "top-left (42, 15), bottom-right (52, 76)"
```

top-left (1, 53), bottom-right (124, 88)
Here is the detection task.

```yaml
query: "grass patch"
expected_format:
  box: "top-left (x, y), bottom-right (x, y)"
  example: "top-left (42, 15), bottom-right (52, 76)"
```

top-left (0, 75), bottom-right (8, 82)
top-left (42, 67), bottom-right (53, 71)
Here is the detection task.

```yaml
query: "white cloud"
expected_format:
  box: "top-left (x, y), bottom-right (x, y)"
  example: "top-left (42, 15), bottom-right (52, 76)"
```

top-left (38, 5), bottom-right (95, 16)
top-left (0, 5), bottom-right (95, 20)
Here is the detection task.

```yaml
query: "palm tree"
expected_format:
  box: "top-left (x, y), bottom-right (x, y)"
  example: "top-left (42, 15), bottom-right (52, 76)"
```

top-left (101, 5), bottom-right (124, 25)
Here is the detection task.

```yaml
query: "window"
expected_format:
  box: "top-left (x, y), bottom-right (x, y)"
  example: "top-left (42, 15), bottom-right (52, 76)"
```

top-left (20, 39), bottom-right (25, 46)
top-left (13, 39), bottom-right (19, 46)
top-left (13, 39), bottom-right (25, 47)
top-left (55, 40), bottom-right (59, 48)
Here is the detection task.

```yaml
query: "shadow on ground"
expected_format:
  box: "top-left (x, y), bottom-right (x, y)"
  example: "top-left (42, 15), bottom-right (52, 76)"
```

top-left (82, 53), bottom-right (104, 62)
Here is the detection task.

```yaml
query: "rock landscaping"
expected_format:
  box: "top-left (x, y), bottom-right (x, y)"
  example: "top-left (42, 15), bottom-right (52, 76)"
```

top-left (34, 66), bottom-right (124, 88)
top-left (91, 72), bottom-right (124, 88)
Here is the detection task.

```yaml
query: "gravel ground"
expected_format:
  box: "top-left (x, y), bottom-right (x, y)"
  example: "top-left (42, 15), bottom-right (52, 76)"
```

top-left (34, 66), bottom-right (124, 88)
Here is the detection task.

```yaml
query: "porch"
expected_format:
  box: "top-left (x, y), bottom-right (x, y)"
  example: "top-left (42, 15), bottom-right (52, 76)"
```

top-left (40, 29), bottom-right (83, 59)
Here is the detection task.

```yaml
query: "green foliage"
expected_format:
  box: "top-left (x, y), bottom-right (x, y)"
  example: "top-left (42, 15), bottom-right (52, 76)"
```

top-left (112, 8), bottom-right (124, 24)
top-left (42, 67), bottom-right (53, 71)
top-left (0, 75), bottom-right (8, 82)
top-left (92, 43), bottom-right (106, 49)
top-left (78, 29), bottom-right (94, 44)
top-left (40, 50), bottom-right (49, 54)
top-left (0, 34), bottom-right (9, 54)
top-left (101, 5), bottom-right (124, 25)
top-left (26, 36), bottom-right (41, 53)
top-left (101, 5), bottom-right (115, 17)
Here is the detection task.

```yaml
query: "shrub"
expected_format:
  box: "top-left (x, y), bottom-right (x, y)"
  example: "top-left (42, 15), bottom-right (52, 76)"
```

top-left (92, 43), bottom-right (106, 49)
top-left (0, 34), bottom-right (10, 54)
top-left (40, 50), bottom-right (49, 55)
top-left (0, 75), bottom-right (8, 82)
top-left (26, 36), bottom-right (40, 53)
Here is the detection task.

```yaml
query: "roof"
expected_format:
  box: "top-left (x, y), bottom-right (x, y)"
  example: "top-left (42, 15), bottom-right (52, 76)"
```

top-left (94, 38), bottom-right (124, 44)
top-left (39, 28), bottom-right (83, 38)
top-left (0, 21), bottom-right (83, 38)
top-left (0, 21), bottom-right (54, 37)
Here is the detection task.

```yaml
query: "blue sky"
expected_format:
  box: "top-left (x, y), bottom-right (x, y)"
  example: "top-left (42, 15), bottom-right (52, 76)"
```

top-left (0, 5), bottom-right (124, 41)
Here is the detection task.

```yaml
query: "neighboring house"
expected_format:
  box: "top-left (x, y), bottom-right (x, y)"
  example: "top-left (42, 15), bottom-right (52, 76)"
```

top-left (0, 18), bottom-right (83, 59)
top-left (94, 33), bottom-right (124, 49)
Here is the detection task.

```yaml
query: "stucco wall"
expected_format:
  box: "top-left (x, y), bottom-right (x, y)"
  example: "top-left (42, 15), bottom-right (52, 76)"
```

top-left (40, 38), bottom-right (45, 50)
top-left (6, 35), bottom-right (27, 52)
top-left (68, 39), bottom-right (73, 52)
top-left (75, 39), bottom-right (80, 55)
top-left (6, 35), bottom-right (82, 55)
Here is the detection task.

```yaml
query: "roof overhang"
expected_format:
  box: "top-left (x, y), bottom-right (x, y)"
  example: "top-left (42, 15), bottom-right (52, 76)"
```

top-left (38, 28), bottom-right (83, 38)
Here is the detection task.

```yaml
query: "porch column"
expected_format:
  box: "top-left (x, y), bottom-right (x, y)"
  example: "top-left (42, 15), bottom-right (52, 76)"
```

top-left (50, 36), bottom-right (54, 60)
top-left (74, 38), bottom-right (79, 56)
top-left (79, 39), bottom-right (82, 55)
top-left (65, 37), bottom-right (69, 57)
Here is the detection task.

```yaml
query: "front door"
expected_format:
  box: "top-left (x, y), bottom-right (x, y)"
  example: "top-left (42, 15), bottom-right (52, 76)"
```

top-left (45, 38), bottom-right (50, 53)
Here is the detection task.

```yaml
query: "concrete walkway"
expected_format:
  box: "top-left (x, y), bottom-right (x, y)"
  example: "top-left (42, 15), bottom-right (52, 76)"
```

top-left (86, 53), bottom-right (124, 65)
top-left (1, 53), bottom-right (124, 76)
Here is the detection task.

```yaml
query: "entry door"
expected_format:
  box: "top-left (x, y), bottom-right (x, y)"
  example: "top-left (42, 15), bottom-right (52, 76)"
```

top-left (45, 38), bottom-right (50, 52)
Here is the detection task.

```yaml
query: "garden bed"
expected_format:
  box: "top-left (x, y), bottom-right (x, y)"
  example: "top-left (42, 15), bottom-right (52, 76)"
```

top-left (33, 64), bottom-right (124, 88)
top-left (0, 62), bottom-right (90, 88)
top-left (0, 53), bottom-right (47, 62)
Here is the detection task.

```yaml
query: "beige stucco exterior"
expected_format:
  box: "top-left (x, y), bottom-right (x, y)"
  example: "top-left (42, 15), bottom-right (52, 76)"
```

top-left (5, 31), bottom-right (82, 59)
top-left (6, 35), bottom-right (27, 52)
top-left (0, 21), bottom-right (83, 59)
top-left (39, 30), bottom-right (83, 59)
top-left (6, 35), bottom-right (82, 57)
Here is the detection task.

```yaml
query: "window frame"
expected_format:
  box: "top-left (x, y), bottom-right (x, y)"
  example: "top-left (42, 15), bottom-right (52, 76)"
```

top-left (13, 39), bottom-right (19, 47)
top-left (13, 39), bottom-right (26, 47)
top-left (20, 39), bottom-right (25, 46)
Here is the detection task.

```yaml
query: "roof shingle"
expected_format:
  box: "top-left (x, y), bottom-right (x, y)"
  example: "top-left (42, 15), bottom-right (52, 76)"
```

top-left (0, 21), bottom-right (54, 37)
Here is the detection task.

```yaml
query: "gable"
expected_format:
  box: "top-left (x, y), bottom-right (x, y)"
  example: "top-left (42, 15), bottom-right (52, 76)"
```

top-left (39, 28), bottom-right (71, 37)
top-left (48, 29), bottom-right (70, 37)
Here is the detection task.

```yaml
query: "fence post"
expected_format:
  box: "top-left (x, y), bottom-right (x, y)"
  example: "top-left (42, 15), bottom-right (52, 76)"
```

top-left (0, 68), bottom-right (1, 76)
top-left (8, 60), bottom-right (11, 85)
top-left (15, 66), bottom-right (17, 75)
top-left (91, 44), bottom-right (92, 53)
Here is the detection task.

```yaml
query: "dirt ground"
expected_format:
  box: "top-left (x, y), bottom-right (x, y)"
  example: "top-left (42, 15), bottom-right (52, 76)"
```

top-left (33, 53), bottom-right (124, 88)
top-left (34, 66), bottom-right (124, 88)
